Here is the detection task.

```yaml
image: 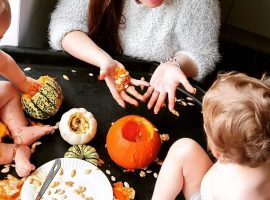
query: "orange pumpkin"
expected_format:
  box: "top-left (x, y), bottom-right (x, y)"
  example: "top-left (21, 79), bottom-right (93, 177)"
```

top-left (106, 115), bottom-right (161, 170)
top-left (0, 122), bottom-right (8, 142)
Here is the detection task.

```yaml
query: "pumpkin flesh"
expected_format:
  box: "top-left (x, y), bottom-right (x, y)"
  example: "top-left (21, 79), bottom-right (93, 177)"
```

top-left (107, 115), bottom-right (161, 170)
top-left (21, 76), bottom-right (63, 120)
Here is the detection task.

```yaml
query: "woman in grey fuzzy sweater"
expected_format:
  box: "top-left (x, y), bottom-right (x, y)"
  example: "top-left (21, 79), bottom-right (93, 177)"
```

top-left (49, 0), bottom-right (220, 114)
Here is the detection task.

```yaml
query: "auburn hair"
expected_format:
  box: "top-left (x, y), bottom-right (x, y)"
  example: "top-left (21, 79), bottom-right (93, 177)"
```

top-left (203, 72), bottom-right (270, 167)
top-left (88, 0), bottom-right (124, 55)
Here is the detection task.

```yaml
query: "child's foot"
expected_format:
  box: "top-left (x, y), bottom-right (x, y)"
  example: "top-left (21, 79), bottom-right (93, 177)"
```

top-left (13, 125), bottom-right (55, 146)
top-left (14, 145), bottom-right (35, 177)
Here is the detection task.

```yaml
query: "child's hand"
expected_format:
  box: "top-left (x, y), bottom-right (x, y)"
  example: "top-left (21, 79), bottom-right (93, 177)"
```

top-left (18, 77), bottom-right (41, 96)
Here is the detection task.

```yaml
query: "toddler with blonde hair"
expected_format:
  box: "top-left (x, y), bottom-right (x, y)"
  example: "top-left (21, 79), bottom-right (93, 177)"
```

top-left (152, 72), bottom-right (270, 200)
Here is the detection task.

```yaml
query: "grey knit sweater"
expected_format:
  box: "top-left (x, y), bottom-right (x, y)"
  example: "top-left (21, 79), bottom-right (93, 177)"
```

top-left (49, 0), bottom-right (220, 81)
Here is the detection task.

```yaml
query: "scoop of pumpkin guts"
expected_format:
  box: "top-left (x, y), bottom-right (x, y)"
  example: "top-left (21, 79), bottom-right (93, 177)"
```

top-left (113, 181), bottom-right (135, 200)
top-left (59, 108), bottom-right (97, 145)
top-left (64, 144), bottom-right (100, 167)
top-left (0, 174), bottom-right (24, 200)
top-left (21, 76), bottom-right (64, 120)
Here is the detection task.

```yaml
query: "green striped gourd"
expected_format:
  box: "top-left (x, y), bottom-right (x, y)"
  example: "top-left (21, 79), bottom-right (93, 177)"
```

top-left (64, 144), bottom-right (100, 166)
top-left (21, 76), bottom-right (64, 120)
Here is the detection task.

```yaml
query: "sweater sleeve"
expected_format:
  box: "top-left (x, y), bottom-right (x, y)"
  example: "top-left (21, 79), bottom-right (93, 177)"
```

top-left (174, 0), bottom-right (220, 81)
top-left (48, 0), bottom-right (89, 50)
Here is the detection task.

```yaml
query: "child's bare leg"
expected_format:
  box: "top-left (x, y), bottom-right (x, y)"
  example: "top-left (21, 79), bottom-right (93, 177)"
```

top-left (152, 138), bottom-right (213, 200)
top-left (0, 143), bottom-right (35, 177)
top-left (0, 82), bottom-right (54, 145)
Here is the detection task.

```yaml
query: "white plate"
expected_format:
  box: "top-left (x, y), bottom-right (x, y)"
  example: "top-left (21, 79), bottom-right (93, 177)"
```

top-left (21, 158), bottom-right (113, 200)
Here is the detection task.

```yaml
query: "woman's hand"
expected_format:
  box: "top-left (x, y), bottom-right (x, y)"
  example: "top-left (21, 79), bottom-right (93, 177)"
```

top-left (99, 60), bottom-right (150, 108)
top-left (143, 62), bottom-right (195, 114)
top-left (17, 77), bottom-right (41, 96)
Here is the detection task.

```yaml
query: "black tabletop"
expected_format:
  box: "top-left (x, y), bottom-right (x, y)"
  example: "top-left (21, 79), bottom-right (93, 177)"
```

top-left (0, 47), bottom-right (207, 200)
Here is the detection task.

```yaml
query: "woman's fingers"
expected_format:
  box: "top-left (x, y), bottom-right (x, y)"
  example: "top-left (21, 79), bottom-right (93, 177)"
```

top-left (130, 78), bottom-right (150, 87)
top-left (120, 91), bottom-right (139, 106)
top-left (147, 90), bottom-right (159, 110)
top-left (105, 77), bottom-right (125, 107)
top-left (154, 92), bottom-right (167, 114)
top-left (125, 86), bottom-right (144, 101)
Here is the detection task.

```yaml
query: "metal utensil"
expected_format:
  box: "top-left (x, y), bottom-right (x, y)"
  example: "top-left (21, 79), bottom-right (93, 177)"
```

top-left (35, 159), bottom-right (61, 200)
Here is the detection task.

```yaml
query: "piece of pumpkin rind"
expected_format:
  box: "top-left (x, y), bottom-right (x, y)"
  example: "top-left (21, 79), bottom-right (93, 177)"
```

top-left (21, 98), bottom-right (50, 119)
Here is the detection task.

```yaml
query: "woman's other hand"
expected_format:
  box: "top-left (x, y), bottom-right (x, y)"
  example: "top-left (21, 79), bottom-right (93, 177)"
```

top-left (99, 60), bottom-right (150, 108)
top-left (143, 62), bottom-right (195, 114)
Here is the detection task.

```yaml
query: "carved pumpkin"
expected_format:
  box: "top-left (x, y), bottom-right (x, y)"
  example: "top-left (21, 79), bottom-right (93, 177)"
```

top-left (59, 108), bottom-right (97, 145)
top-left (21, 76), bottom-right (64, 120)
top-left (106, 115), bottom-right (161, 170)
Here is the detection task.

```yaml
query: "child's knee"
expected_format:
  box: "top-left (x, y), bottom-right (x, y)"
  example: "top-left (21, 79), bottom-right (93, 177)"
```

top-left (0, 81), bottom-right (19, 98)
top-left (170, 138), bottom-right (201, 157)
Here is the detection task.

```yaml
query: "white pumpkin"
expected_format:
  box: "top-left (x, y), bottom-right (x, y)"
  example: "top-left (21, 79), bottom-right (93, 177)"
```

top-left (59, 108), bottom-right (97, 145)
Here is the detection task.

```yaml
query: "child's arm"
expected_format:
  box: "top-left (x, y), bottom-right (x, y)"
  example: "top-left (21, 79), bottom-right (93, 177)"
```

top-left (0, 50), bottom-right (40, 95)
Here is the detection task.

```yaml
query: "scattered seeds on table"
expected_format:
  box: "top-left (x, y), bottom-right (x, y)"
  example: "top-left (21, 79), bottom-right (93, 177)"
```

top-left (1, 167), bottom-right (10, 173)
top-left (124, 182), bottom-right (130, 188)
top-left (23, 67), bottom-right (31, 71)
top-left (153, 173), bottom-right (158, 178)
top-left (171, 109), bottom-right (180, 117)
top-left (146, 170), bottom-right (152, 174)
top-left (139, 171), bottom-right (146, 177)
top-left (71, 70), bottom-right (76, 73)
top-left (111, 176), bottom-right (116, 181)
top-left (188, 102), bottom-right (195, 106)
top-left (160, 134), bottom-right (170, 142)
top-left (186, 97), bottom-right (193, 101)
top-left (89, 73), bottom-right (93, 77)
top-left (105, 170), bottom-right (111, 175)
top-left (63, 75), bottom-right (69, 80)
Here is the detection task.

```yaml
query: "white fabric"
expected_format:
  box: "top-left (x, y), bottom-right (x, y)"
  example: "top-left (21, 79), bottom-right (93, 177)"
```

top-left (48, 0), bottom-right (220, 81)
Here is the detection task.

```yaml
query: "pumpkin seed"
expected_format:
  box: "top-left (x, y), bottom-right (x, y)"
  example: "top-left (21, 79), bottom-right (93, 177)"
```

top-left (88, 73), bottom-right (93, 77)
top-left (153, 173), bottom-right (158, 178)
top-left (63, 75), bottom-right (69, 80)
top-left (181, 101), bottom-right (187, 106)
top-left (186, 97), bottom-right (194, 101)
top-left (84, 169), bottom-right (92, 174)
top-left (23, 67), bottom-right (31, 71)
top-left (170, 109), bottom-right (179, 117)
top-left (160, 134), bottom-right (170, 142)
top-left (51, 181), bottom-right (60, 188)
top-left (146, 170), bottom-right (152, 174)
top-left (29, 178), bottom-right (41, 186)
top-left (47, 190), bottom-right (51, 195)
top-left (140, 77), bottom-right (145, 91)
top-left (59, 167), bottom-right (64, 176)
top-left (157, 160), bottom-right (164, 165)
top-left (154, 128), bottom-right (158, 132)
top-left (105, 170), bottom-right (111, 175)
top-left (124, 182), bottom-right (130, 188)
top-left (65, 181), bottom-right (74, 187)
top-left (111, 176), bottom-right (116, 181)
top-left (188, 102), bottom-right (195, 106)
top-left (139, 171), bottom-right (146, 177)
top-left (71, 70), bottom-right (76, 73)
top-left (1, 166), bottom-right (10, 173)
top-left (71, 169), bottom-right (76, 177)
top-left (53, 122), bottom-right (60, 129)
top-left (85, 197), bottom-right (93, 200)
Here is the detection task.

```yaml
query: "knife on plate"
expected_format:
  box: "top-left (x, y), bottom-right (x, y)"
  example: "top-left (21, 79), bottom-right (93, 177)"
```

top-left (35, 158), bottom-right (61, 200)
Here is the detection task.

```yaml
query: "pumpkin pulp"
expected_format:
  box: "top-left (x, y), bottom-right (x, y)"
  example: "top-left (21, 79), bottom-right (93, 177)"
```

top-left (68, 112), bottom-right (89, 134)
top-left (122, 119), bottom-right (152, 143)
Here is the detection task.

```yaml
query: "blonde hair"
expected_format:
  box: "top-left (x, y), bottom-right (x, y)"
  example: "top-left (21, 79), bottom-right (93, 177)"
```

top-left (203, 72), bottom-right (270, 167)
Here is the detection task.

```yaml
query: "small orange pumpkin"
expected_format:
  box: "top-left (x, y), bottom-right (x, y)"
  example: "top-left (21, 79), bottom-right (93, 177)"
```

top-left (106, 115), bottom-right (161, 170)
